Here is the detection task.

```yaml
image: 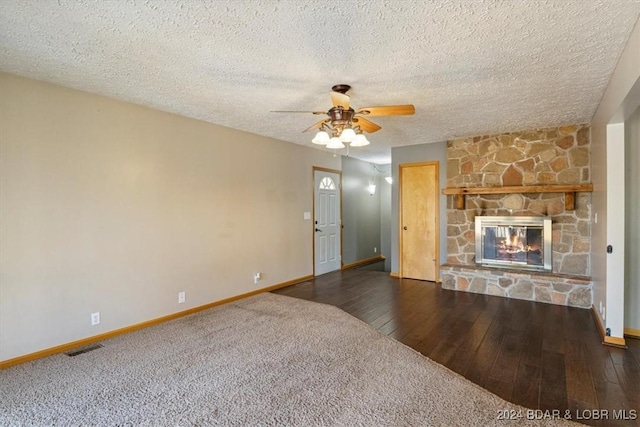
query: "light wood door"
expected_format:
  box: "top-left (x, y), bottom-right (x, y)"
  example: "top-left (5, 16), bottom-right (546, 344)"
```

top-left (400, 162), bottom-right (439, 281)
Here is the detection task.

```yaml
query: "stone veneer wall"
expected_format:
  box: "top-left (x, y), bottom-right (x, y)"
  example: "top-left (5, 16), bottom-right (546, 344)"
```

top-left (441, 124), bottom-right (593, 308)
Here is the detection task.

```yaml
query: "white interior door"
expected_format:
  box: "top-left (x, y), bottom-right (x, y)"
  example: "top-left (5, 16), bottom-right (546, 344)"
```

top-left (314, 170), bottom-right (341, 275)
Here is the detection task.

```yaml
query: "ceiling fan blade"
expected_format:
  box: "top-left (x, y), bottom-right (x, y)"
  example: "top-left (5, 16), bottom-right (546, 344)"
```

top-left (356, 105), bottom-right (415, 116)
top-left (330, 91), bottom-right (350, 109)
top-left (272, 110), bottom-right (327, 115)
top-left (353, 117), bottom-right (382, 133)
top-left (302, 119), bottom-right (330, 133)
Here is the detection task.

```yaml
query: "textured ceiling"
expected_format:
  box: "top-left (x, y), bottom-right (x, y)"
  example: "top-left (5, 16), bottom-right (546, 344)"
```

top-left (1, 1), bottom-right (639, 164)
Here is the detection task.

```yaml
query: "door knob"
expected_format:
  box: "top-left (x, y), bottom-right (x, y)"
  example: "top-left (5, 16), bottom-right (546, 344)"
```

top-left (403, 226), bottom-right (408, 230)
top-left (315, 228), bottom-right (323, 232)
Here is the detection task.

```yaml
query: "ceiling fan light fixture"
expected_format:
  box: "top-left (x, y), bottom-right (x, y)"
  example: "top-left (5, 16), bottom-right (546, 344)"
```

top-left (350, 133), bottom-right (370, 147)
top-left (282, 84), bottom-right (415, 152)
top-left (339, 127), bottom-right (356, 143)
top-left (326, 137), bottom-right (345, 149)
top-left (312, 130), bottom-right (330, 145)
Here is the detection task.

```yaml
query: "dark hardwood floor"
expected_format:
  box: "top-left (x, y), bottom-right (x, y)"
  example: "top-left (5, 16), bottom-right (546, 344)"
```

top-left (273, 268), bottom-right (640, 426)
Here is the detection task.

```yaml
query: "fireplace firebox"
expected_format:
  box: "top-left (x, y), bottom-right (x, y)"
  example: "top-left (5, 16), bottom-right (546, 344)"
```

top-left (475, 216), bottom-right (552, 272)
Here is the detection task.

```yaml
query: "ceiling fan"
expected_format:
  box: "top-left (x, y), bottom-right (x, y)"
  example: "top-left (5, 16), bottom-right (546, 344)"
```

top-left (273, 84), bottom-right (415, 149)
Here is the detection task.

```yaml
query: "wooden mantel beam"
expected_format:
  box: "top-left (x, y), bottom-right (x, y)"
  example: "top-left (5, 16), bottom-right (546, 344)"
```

top-left (442, 184), bottom-right (593, 195)
top-left (442, 184), bottom-right (594, 211)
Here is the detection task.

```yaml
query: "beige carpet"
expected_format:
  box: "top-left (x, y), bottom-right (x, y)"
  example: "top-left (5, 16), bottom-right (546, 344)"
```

top-left (0, 293), bottom-right (577, 426)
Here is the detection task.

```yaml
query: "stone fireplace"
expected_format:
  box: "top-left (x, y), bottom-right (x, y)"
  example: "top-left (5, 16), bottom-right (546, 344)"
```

top-left (440, 124), bottom-right (593, 308)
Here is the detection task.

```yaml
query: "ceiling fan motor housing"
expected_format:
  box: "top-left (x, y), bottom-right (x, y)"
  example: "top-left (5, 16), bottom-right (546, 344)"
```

top-left (327, 107), bottom-right (356, 135)
top-left (328, 107), bottom-right (354, 124)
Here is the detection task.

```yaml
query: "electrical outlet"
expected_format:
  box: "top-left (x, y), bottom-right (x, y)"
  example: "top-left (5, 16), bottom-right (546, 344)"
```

top-left (178, 291), bottom-right (185, 304)
top-left (374, 247), bottom-right (377, 253)
top-left (254, 273), bottom-right (261, 284)
top-left (91, 312), bottom-right (100, 326)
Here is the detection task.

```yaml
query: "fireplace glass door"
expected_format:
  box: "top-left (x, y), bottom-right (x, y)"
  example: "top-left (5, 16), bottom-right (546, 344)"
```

top-left (475, 216), bottom-right (552, 272)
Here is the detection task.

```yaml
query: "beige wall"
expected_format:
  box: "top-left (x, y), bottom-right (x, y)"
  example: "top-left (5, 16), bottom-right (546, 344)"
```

top-left (625, 106), bottom-right (640, 332)
top-left (0, 72), bottom-right (340, 361)
top-left (591, 17), bottom-right (640, 338)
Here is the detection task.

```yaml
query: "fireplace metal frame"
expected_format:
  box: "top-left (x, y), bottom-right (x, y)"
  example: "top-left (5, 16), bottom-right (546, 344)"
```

top-left (475, 216), bottom-right (552, 272)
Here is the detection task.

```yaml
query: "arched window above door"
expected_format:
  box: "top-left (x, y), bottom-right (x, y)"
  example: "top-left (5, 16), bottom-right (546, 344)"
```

top-left (319, 177), bottom-right (336, 190)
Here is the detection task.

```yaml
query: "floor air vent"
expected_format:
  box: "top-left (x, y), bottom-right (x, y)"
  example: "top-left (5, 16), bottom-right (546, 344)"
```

top-left (65, 343), bottom-right (103, 357)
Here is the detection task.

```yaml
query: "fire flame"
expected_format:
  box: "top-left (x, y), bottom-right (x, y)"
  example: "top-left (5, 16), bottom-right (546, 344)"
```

top-left (499, 230), bottom-right (534, 254)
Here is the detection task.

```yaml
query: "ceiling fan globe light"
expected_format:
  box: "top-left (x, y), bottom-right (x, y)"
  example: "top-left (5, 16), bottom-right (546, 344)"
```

top-left (312, 130), bottom-right (330, 145)
top-left (326, 137), bottom-right (346, 149)
top-left (350, 134), bottom-right (370, 147)
top-left (339, 128), bottom-right (356, 143)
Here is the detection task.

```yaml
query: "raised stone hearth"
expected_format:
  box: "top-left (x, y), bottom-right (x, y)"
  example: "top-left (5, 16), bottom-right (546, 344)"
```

top-left (440, 264), bottom-right (592, 308)
top-left (442, 124), bottom-right (593, 308)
